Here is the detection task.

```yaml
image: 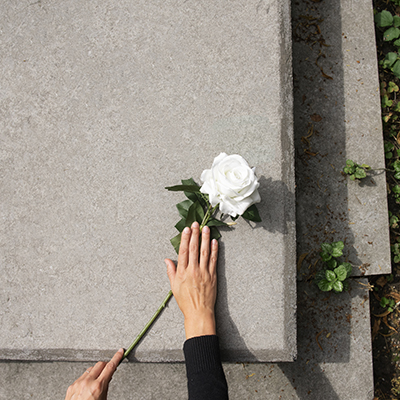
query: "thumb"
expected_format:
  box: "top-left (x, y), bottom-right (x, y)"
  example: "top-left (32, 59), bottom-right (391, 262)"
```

top-left (165, 259), bottom-right (176, 286)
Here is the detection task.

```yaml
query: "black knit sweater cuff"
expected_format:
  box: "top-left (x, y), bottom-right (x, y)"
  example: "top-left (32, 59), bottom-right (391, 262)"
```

top-left (183, 335), bottom-right (223, 376)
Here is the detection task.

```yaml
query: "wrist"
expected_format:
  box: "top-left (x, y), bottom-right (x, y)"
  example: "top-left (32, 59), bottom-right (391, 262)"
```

top-left (184, 311), bottom-right (216, 339)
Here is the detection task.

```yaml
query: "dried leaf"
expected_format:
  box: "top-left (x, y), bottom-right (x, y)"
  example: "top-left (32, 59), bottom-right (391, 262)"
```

top-left (376, 276), bottom-right (388, 287)
top-left (297, 253), bottom-right (308, 271)
top-left (389, 291), bottom-right (400, 302)
top-left (372, 318), bottom-right (381, 341)
top-left (383, 315), bottom-right (397, 332)
top-left (374, 310), bottom-right (391, 318)
top-left (316, 330), bottom-right (324, 351)
top-left (311, 113), bottom-right (322, 122)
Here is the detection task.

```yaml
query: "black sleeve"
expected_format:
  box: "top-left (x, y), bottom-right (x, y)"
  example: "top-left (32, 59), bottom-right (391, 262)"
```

top-left (183, 335), bottom-right (229, 400)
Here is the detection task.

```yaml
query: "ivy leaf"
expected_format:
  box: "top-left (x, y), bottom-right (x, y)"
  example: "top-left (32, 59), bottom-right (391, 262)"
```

top-left (333, 241), bottom-right (344, 251)
top-left (321, 243), bottom-right (333, 253)
top-left (394, 15), bottom-right (400, 28)
top-left (325, 270), bottom-right (336, 282)
top-left (383, 52), bottom-right (398, 68)
top-left (318, 279), bottom-right (333, 292)
top-left (331, 247), bottom-right (343, 258)
top-left (384, 27), bottom-right (400, 41)
top-left (334, 265), bottom-right (347, 281)
top-left (326, 258), bottom-right (338, 269)
top-left (241, 204), bottom-right (262, 222)
top-left (375, 10), bottom-right (394, 27)
top-left (393, 160), bottom-right (400, 172)
top-left (342, 262), bottom-right (353, 278)
top-left (354, 167), bottom-right (367, 179)
top-left (315, 269), bottom-right (327, 283)
top-left (392, 60), bottom-right (400, 79)
top-left (321, 252), bottom-right (332, 262)
top-left (333, 281), bottom-right (344, 293)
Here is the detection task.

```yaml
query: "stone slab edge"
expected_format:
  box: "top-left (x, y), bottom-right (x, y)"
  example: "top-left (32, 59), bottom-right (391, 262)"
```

top-left (0, 279), bottom-right (373, 399)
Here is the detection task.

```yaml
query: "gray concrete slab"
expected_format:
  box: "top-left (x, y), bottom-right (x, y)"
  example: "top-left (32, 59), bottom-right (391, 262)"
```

top-left (294, 0), bottom-right (391, 280)
top-left (0, 0), bottom-right (296, 361)
top-left (0, 279), bottom-right (373, 400)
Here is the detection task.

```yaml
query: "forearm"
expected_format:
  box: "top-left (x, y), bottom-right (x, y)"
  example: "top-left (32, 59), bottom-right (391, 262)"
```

top-left (184, 335), bottom-right (229, 400)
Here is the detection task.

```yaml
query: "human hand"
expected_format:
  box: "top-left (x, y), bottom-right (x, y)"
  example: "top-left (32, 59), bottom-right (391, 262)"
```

top-left (165, 221), bottom-right (219, 339)
top-left (64, 348), bottom-right (124, 400)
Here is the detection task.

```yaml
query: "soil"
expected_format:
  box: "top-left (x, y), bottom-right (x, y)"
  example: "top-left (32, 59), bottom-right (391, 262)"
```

top-left (371, 1), bottom-right (400, 398)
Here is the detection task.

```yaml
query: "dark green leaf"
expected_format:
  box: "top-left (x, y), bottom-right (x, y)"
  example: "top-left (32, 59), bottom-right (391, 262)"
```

top-left (321, 243), bottom-right (333, 253)
top-left (394, 15), bottom-right (400, 28)
top-left (171, 233), bottom-right (182, 254)
top-left (181, 179), bottom-right (204, 205)
top-left (384, 27), bottom-right (400, 41)
top-left (394, 38), bottom-right (400, 47)
top-left (383, 52), bottom-right (398, 68)
top-left (321, 252), bottom-right (332, 262)
top-left (165, 184), bottom-right (201, 193)
top-left (341, 262), bottom-right (353, 278)
top-left (176, 199), bottom-right (193, 219)
top-left (206, 218), bottom-right (228, 227)
top-left (318, 279), bottom-right (333, 292)
top-left (342, 280), bottom-right (350, 291)
top-left (393, 160), bottom-right (400, 172)
top-left (331, 248), bottom-right (343, 258)
top-left (210, 226), bottom-right (221, 241)
top-left (395, 172), bottom-right (400, 180)
top-left (333, 281), bottom-right (344, 293)
top-left (354, 168), bottom-right (367, 179)
top-left (325, 270), bottom-right (336, 282)
top-left (314, 269), bottom-right (327, 283)
top-left (393, 60), bottom-right (400, 79)
top-left (175, 219), bottom-right (186, 232)
top-left (375, 10), bottom-right (394, 27)
top-left (334, 265), bottom-right (347, 281)
top-left (333, 241), bottom-right (344, 251)
top-left (241, 204), bottom-right (262, 222)
top-left (326, 258), bottom-right (338, 269)
top-left (185, 201), bottom-right (204, 227)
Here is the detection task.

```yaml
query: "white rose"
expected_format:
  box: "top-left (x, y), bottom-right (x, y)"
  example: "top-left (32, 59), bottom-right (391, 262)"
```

top-left (200, 153), bottom-right (261, 217)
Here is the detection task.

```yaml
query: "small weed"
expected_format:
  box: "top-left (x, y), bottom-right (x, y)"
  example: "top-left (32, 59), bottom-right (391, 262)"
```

top-left (380, 296), bottom-right (396, 312)
top-left (375, 10), bottom-right (400, 78)
top-left (385, 141), bottom-right (395, 159)
top-left (391, 237), bottom-right (400, 262)
top-left (314, 241), bottom-right (352, 293)
top-left (343, 159), bottom-right (371, 180)
top-left (389, 211), bottom-right (399, 228)
top-left (391, 185), bottom-right (400, 204)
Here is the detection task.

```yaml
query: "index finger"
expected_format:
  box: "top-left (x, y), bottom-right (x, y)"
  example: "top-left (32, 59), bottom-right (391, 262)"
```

top-left (98, 348), bottom-right (124, 384)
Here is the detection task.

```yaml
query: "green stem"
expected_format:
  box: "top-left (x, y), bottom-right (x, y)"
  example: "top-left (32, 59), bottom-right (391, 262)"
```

top-left (200, 204), bottom-right (218, 230)
top-left (122, 290), bottom-right (173, 362)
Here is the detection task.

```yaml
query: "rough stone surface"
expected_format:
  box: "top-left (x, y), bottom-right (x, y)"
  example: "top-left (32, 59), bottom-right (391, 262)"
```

top-left (0, 0), bottom-right (296, 361)
top-left (294, 0), bottom-right (391, 280)
top-left (0, 279), bottom-right (374, 400)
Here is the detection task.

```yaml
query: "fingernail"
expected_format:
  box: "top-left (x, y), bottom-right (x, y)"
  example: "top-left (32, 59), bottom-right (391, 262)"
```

top-left (183, 227), bottom-right (190, 234)
top-left (191, 221), bottom-right (199, 228)
top-left (212, 239), bottom-right (218, 246)
top-left (119, 348), bottom-right (124, 354)
top-left (203, 225), bottom-right (210, 233)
